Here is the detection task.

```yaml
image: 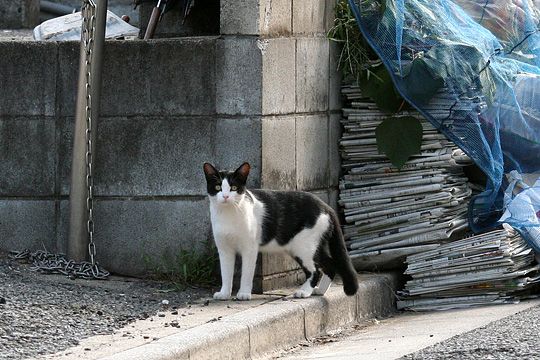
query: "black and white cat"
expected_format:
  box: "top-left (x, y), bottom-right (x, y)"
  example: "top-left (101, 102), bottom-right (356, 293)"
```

top-left (203, 162), bottom-right (359, 301)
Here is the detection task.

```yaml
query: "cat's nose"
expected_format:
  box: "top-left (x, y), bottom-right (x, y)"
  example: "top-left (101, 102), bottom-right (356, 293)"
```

top-left (223, 195), bottom-right (229, 200)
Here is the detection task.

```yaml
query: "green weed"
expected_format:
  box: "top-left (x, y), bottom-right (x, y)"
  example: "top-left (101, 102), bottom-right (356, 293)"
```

top-left (144, 245), bottom-right (219, 290)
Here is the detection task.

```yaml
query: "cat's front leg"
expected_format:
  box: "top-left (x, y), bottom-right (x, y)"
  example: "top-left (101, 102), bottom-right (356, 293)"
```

top-left (236, 246), bottom-right (258, 301)
top-left (214, 245), bottom-right (236, 301)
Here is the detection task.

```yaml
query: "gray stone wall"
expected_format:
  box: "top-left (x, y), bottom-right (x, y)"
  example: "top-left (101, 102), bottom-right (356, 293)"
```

top-left (0, 0), bottom-right (342, 290)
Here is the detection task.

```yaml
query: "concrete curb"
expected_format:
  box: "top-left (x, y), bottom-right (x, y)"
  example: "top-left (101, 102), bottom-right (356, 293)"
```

top-left (100, 273), bottom-right (400, 360)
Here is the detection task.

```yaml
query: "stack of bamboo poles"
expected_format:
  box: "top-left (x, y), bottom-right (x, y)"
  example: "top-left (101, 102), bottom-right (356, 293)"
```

top-left (339, 85), bottom-right (475, 269)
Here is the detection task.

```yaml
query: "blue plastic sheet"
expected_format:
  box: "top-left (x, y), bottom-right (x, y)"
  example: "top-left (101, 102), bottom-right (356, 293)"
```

top-left (348, 0), bottom-right (540, 248)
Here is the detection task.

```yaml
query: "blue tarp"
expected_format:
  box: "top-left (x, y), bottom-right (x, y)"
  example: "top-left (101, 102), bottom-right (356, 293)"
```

top-left (348, 0), bottom-right (540, 249)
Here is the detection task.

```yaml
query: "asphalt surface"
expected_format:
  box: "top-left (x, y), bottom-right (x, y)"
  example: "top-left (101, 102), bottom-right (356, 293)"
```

top-left (403, 303), bottom-right (540, 360)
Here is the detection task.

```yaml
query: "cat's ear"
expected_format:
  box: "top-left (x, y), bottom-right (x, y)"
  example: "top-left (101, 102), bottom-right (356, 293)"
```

top-left (203, 162), bottom-right (218, 179)
top-left (234, 162), bottom-right (251, 182)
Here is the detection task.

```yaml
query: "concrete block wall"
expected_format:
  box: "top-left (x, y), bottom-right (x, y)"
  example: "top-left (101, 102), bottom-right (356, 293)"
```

top-left (0, 38), bottom-right (247, 277)
top-left (217, 0), bottom-right (343, 291)
top-left (0, 0), bottom-right (342, 292)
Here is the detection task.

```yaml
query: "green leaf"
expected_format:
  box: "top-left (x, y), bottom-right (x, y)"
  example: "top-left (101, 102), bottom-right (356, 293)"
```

top-left (376, 116), bottom-right (423, 169)
top-left (359, 65), bottom-right (403, 113)
top-left (402, 57), bottom-right (445, 104)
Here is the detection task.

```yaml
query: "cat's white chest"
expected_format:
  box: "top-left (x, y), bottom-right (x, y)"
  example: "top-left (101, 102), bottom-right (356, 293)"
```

top-left (209, 200), bottom-right (259, 247)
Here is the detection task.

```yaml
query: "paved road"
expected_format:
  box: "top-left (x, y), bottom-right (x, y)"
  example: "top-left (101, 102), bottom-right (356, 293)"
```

top-left (272, 299), bottom-right (540, 360)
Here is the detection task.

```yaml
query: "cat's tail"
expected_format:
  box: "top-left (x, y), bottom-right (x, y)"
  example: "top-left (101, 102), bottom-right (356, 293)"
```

top-left (328, 211), bottom-right (359, 296)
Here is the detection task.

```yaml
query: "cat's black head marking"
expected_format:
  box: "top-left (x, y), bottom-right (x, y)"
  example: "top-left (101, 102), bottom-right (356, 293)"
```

top-left (203, 162), bottom-right (251, 198)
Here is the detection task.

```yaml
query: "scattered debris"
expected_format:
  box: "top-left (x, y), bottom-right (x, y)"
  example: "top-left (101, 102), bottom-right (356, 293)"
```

top-left (206, 316), bottom-right (223, 323)
top-left (33, 10), bottom-right (139, 41)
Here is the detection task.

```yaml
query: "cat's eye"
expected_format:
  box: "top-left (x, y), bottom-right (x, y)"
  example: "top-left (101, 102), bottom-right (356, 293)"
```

top-left (215, 185), bottom-right (221, 191)
top-left (231, 186), bottom-right (237, 191)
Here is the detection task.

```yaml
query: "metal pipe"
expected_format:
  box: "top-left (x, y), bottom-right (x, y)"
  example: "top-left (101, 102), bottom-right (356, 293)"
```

top-left (143, 0), bottom-right (164, 39)
top-left (41, 1), bottom-right (78, 15)
top-left (68, 0), bottom-right (108, 262)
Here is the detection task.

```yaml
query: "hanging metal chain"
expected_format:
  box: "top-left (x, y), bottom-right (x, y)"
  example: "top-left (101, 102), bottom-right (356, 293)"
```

top-left (83, 0), bottom-right (97, 267)
top-left (9, 1), bottom-right (109, 280)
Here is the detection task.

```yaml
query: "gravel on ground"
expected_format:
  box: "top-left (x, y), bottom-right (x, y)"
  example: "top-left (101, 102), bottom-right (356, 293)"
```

top-left (0, 252), bottom-right (211, 360)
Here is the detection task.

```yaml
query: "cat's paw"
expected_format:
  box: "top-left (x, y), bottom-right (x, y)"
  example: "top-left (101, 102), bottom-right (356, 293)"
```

top-left (294, 289), bottom-right (313, 298)
top-left (213, 291), bottom-right (231, 300)
top-left (312, 287), bottom-right (325, 296)
top-left (235, 292), bottom-right (252, 301)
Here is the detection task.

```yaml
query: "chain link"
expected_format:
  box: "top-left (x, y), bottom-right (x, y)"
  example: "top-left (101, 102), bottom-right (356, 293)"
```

top-left (83, 0), bottom-right (98, 267)
top-left (8, 250), bottom-right (109, 280)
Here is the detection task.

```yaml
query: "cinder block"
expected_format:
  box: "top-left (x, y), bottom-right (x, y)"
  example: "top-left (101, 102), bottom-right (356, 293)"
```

top-left (100, 39), bottom-right (216, 117)
top-left (61, 116), bottom-right (263, 198)
top-left (92, 198), bottom-right (212, 277)
top-left (259, 0), bottom-right (292, 35)
top-left (259, 253), bottom-right (301, 276)
top-left (216, 37), bottom-right (262, 115)
top-left (326, 0), bottom-right (338, 33)
top-left (257, 270), bottom-right (305, 293)
top-left (0, 0), bottom-right (39, 29)
top-left (220, 0), bottom-right (260, 35)
top-left (311, 189), bottom-right (330, 205)
top-left (57, 116), bottom-right (74, 196)
top-left (292, 0), bottom-right (328, 34)
top-left (56, 41), bottom-right (81, 117)
top-left (329, 41), bottom-right (343, 111)
top-left (328, 187), bottom-right (339, 213)
top-left (296, 38), bottom-right (330, 113)
top-left (56, 200), bottom-right (69, 254)
top-left (0, 200), bottom-right (57, 253)
top-left (214, 117), bottom-right (262, 188)
top-left (221, 0), bottom-right (292, 35)
top-left (329, 113), bottom-right (342, 187)
top-left (0, 117), bottom-right (55, 196)
top-left (262, 38), bottom-right (296, 115)
top-left (91, 116), bottom-right (214, 197)
top-left (0, 42), bottom-right (57, 116)
top-left (261, 115), bottom-right (296, 190)
top-left (296, 115), bottom-right (329, 191)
